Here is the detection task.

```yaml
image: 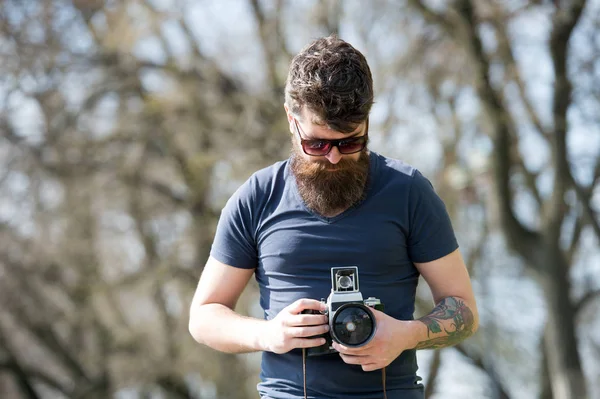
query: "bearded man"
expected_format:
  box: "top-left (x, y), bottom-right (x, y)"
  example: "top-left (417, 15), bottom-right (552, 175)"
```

top-left (189, 35), bottom-right (479, 399)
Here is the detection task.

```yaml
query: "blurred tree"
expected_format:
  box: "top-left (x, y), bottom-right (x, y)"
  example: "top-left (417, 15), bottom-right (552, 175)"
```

top-left (0, 1), bottom-right (598, 399)
top-left (0, 0), bottom-right (288, 397)
top-left (402, 1), bottom-right (599, 398)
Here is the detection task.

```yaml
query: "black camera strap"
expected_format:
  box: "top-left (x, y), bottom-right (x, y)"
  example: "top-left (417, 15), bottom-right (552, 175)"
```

top-left (303, 349), bottom-right (308, 399)
top-left (301, 349), bottom-right (388, 399)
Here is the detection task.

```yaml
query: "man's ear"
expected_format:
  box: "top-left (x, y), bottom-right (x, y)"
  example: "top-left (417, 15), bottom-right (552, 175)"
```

top-left (284, 104), bottom-right (293, 123)
top-left (284, 104), bottom-right (295, 135)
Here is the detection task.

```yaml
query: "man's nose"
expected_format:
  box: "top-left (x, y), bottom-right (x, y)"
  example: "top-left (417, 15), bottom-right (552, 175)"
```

top-left (325, 146), bottom-right (343, 164)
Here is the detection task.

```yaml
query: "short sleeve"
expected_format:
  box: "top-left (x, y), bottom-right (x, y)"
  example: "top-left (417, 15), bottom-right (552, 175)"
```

top-left (209, 177), bottom-right (258, 269)
top-left (407, 170), bottom-right (458, 263)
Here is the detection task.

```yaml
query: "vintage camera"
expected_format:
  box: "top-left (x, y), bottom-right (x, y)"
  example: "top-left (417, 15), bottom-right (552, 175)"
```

top-left (302, 266), bottom-right (384, 356)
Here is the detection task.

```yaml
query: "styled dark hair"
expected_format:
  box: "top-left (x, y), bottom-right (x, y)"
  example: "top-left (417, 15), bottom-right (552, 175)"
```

top-left (285, 35), bottom-right (374, 133)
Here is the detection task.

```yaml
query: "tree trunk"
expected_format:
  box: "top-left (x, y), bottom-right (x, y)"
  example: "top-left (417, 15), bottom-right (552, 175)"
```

top-left (539, 334), bottom-right (553, 399)
top-left (424, 349), bottom-right (442, 398)
top-left (540, 246), bottom-right (587, 399)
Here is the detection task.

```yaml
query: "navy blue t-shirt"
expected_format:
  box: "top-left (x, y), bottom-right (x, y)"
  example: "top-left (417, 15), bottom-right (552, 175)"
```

top-left (210, 151), bottom-right (458, 399)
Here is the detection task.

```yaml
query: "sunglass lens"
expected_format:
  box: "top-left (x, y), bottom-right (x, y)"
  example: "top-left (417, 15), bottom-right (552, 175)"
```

top-left (303, 140), bottom-right (331, 156)
top-left (338, 138), bottom-right (366, 154)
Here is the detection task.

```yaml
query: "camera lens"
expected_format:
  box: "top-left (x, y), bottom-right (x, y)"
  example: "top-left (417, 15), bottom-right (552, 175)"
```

top-left (337, 275), bottom-right (353, 290)
top-left (330, 304), bottom-right (375, 347)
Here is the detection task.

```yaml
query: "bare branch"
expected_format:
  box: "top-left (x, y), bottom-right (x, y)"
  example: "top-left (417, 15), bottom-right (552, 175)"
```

top-left (539, 333), bottom-right (552, 399)
top-left (424, 349), bottom-right (442, 397)
top-left (454, 345), bottom-right (511, 399)
top-left (545, 0), bottom-right (588, 242)
top-left (71, 0), bottom-right (104, 25)
top-left (273, 0), bottom-right (292, 60)
top-left (572, 181), bottom-right (600, 238)
top-left (410, 0), bottom-right (542, 264)
top-left (119, 174), bottom-right (187, 206)
top-left (156, 374), bottom-right (194, 399)
top-left (514, 154), bottom-right (543, 207)
top-left (249, 0), bottom-right (281, 91)
top-left (575, 289), bottom-right (600, 316)
top-left (488, 14), bottom-right (546, 208)
top-left (487, 6), bottom-right (551, 141)
top-left (0, 360), bottom-right (69, 398)
top-left (571, 156), bottom-right (600, 239)
top-left (0, 329), bottom-right (42, 399)
top-left (128, 144), bottom-right (178, 362)
top-left (567, 213), bottom-right (584, 265)
top-left (0, 254), bottom-right (92, 383)
top-left (452, 0), bottom-right (542, 266)
top-left (407, 0), bottom-right (455, 33)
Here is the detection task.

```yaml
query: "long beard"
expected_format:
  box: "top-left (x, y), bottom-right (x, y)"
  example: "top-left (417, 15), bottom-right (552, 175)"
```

top-left (290, 148), bottom-right (370, 216)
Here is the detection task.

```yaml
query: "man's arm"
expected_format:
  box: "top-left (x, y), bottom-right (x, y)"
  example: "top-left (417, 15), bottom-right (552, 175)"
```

top-left (332, 249), bottom-right (478, 371)
top-left (188, 256), bottom-right (328, 354)
top-left (411, 248), bottom-right (479, 349)
top-left (188, 256), bottom-right (263, 353)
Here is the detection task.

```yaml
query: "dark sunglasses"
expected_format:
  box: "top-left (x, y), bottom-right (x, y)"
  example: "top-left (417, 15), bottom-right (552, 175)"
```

top-left (293, 118), bottom-right (368, 156)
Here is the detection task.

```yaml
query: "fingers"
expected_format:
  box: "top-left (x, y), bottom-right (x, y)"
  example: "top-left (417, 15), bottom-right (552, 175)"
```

top-left (286, 298), bottom-right (327, 315)
top-left (290, 324), bottom-right (329, 338)
top-left (267, 299), bottom-right (331, 353)
top-left (361, 363), bottom-right (382, 372)
top-left (293, 337), bottom-right (328, 349)
top-left (287, 313), bottom-right (328, 327)
top-left (340, 353), bottom-right (373, 365)
top-left (338, 353), bottom-right (382, 371)
top-left (332, 341), bottom-right (369, 355)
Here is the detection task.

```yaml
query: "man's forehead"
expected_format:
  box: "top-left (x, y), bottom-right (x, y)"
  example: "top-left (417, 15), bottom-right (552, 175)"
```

top-left (298, 109), bottom-right (364, 137)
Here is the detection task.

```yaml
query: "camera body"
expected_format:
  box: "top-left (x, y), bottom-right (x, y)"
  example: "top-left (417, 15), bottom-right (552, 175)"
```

top-left (303, 266), bottom-right (384, 356)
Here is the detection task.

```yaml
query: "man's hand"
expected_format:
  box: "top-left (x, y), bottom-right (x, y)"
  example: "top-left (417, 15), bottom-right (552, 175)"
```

top-left (332, 308), bottom-right (416, 372)
top-left (262, 299), bottom-right (330, 354)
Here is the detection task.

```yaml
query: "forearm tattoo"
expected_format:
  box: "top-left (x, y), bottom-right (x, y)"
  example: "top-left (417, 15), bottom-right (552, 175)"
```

top-left (415, 297), bottom-right (475, 350)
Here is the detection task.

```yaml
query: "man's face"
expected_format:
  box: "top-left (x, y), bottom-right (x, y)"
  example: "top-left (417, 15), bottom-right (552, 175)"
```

top-left (287, 107), bottom-right (370, 216)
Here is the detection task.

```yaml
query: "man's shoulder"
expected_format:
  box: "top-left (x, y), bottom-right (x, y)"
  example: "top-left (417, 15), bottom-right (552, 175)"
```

top-left (251, 159), bottom-right (289, 183)
top-left (372, 152), bottom-right (418, 181)
top-left (369, 152), bottom-right (439, 201)
top-left (231, 159), bottom-right (289, 203)
top-left (243, 159), bottom-right (290, 194)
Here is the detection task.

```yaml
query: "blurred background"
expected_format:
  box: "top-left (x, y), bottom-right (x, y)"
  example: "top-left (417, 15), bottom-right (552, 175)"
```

top-left (0, 0), bottom-right (599, 398)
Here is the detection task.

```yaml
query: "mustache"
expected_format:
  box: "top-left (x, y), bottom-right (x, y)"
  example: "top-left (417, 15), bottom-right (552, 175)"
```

top-left (297, 157), bottom-right (356, 173)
